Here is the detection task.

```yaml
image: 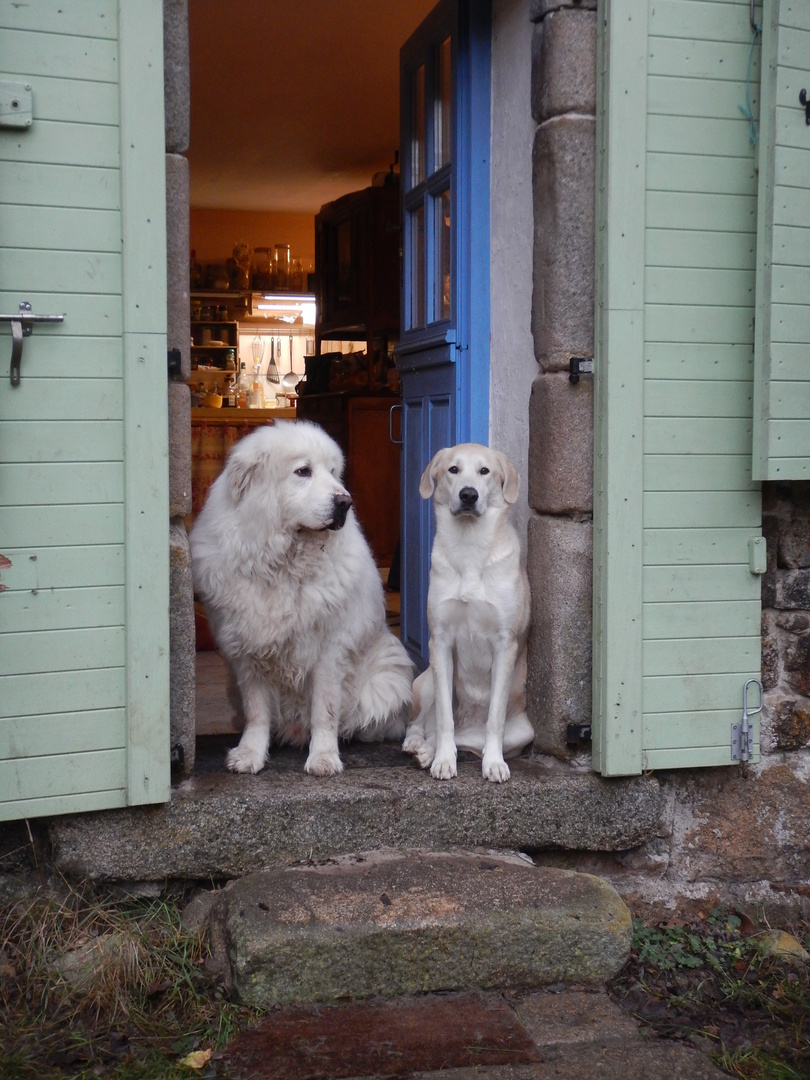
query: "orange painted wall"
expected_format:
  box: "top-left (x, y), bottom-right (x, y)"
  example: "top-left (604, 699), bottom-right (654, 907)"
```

top-left (190, 208), bottom-right (315, 266)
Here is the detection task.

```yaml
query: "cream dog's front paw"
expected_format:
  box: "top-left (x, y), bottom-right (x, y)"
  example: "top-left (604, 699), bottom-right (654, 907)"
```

top-left (430, 752), bottom-right (457, 779)
top-left (482, 754), bottom-right (510, 783)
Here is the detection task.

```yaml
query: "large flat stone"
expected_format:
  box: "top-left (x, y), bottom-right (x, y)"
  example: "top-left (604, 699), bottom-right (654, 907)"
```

top-left (49, 753), bottom-right (663, 882)
top-left (210, 850), bottom-right (633, 1006)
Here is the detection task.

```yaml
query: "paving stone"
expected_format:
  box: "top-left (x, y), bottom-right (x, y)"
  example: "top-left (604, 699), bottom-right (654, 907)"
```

top-left (210, 850), bottom-right (632, 1007)
top-left (405, 1041), bottom-right (726, 1080)
top-left (512, 989), bottom-right (639, 1047)
top-left (221, 992), bottom-right (540, 1079)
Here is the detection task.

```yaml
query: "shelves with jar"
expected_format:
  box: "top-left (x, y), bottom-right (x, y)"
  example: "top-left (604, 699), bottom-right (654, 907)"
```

top-left (190, 293), bottom-right (250, 322)
top-left (191, 319), bottom-right (239, 358)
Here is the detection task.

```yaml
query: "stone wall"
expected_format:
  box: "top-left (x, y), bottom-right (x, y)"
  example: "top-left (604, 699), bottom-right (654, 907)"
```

top-left (164, 0), bottom-right (195, 775)
top-left (762, 482), bottom-right (810, 754)
top-left (527, 0), bottom-right (596, 755)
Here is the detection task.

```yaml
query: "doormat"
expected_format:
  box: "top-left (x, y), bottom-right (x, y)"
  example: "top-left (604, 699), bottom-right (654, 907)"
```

top-left (220, 991), bottom-right (540, 1080)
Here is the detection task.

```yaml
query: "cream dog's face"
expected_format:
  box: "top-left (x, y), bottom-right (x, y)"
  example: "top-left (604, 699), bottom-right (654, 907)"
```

top-left (419, 443), bottom-right (519, 516)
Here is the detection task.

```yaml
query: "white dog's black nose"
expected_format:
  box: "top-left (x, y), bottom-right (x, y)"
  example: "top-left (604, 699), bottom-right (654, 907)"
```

top-left (458, 486), bottom-right (478, 508)
top-left (329, 493), bottom-right (353, 530)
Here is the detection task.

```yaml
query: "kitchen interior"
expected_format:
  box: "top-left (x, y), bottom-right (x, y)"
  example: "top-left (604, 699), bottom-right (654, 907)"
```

top-left (188, 0), bottom-right (436, 736)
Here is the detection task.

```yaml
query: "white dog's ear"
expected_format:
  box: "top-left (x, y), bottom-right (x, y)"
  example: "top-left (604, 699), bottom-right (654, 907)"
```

top-left (228, 453), bottom-right (262, 502)
top-left (498, 453), bottom-right (520, 505)
top-left (419, 450), bottom-right (444, 499)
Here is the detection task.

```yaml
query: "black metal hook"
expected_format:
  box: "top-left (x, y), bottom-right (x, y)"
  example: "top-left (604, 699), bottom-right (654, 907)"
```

top-left (800, 89), bottom-right (810, 125)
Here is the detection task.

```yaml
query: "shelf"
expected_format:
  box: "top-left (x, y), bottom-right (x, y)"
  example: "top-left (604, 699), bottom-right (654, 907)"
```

top-left (191, 406), bottom-right (297, 424)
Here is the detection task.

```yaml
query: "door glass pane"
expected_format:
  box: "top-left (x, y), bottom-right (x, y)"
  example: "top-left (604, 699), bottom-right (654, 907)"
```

top-left (409, 203), bottom-right (426, 329)
top-left (434, 36), bottom-right (451, 170)
top-left (410, 64), bottom-right (426, 188)
top-left (435, 187), bottom-right (451, 321)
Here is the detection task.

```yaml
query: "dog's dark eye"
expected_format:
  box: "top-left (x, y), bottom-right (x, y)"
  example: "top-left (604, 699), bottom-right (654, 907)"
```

top-left (479, 467), bottom-right (490, 475)
top-left (295, 466), bottom-right (312, 478)
top-left (448, 466), bottom-right (459, 474)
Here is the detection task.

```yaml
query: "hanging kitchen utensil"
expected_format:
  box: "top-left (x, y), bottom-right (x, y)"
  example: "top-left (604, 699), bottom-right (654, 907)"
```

top-left (251, 335), bottom-right (263, 364)
top-left (265, 336), bottom-right (279, 382)
top-left (282, 333), bottom-right (300, 391)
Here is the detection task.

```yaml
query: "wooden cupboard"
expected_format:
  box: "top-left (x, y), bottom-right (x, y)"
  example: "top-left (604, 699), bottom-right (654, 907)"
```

top-left (296, 393), bottom-right (400, 567)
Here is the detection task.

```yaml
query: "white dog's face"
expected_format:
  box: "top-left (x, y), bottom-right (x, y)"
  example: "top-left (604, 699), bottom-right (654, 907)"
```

top-left (227, 421), bottom-right (352, 533)
top-left (419, 443), bottom-right (519, 516)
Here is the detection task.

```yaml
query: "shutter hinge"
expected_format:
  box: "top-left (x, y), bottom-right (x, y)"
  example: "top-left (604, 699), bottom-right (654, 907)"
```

top-left (731, 678), bottom-right (762, 765)
top-left (566, 723), bottom-right (592, 746)
top-left (569, 357), bottom-right (594, 384)
top-left (170, 743), bottom-right (185, 773)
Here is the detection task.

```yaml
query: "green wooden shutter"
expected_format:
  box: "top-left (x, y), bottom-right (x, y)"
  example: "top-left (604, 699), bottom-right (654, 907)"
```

top-left (594, 0), bottom-right (763, 776)
top-left (0, 0), bottom-right (170, 820)
top-left (753, 0), bottom-right (810, 479)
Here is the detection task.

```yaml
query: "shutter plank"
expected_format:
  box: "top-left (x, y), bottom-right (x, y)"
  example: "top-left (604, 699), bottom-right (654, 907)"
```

top-left (753, 0), bottom-right (810, 479)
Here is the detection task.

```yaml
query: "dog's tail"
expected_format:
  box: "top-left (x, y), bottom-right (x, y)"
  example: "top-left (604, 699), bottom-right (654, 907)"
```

top-left (343, 631), bottom-right (414, 739)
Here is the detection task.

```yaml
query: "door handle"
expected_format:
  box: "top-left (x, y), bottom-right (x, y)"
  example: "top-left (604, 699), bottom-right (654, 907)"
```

top-left (0, 300), bottom-right (65, 386)
top-left (389, 403), bottom-right (403, 445)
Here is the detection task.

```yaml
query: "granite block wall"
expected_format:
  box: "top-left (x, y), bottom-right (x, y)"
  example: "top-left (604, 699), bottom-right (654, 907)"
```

top-left (164, 0), bottom-right (195, 774)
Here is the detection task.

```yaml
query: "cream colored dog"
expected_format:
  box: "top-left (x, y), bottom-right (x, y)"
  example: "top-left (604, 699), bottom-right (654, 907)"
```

top-left (190, 421), bottom-right (413, 776)
top-left (402, 443), bottom-right (534, 782)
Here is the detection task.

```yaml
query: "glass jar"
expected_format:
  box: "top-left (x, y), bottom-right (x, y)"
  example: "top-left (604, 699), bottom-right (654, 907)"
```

top-left (273, 244), bottom-right (290, 290)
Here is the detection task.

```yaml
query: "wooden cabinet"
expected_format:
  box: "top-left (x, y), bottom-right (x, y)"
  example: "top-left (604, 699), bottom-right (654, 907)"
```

top-left (297, 393), bottom-right (400, 567)
top-left (314, 185), bottom-right (400, 362)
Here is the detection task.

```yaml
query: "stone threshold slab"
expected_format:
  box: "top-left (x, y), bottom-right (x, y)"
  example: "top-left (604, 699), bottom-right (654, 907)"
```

top-left (49, 756), bottom-right (663, 883)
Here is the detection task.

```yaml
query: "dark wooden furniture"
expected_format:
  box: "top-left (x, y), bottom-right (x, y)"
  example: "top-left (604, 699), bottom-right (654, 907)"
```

top-left (296, 393), bottom-right (400, 567)
top-left (314, 184), bottom-right (400, 365)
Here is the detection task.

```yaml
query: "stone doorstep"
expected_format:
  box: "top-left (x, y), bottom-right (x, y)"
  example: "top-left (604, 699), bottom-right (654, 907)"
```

top-left (47, 750), bottom-right (664, 882)
top-left (207, 850), bottom-right (633, 1008)
top-left (220, 987), bottom-right (726, 1080)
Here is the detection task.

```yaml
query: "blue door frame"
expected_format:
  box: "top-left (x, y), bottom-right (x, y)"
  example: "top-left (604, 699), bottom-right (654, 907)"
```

top-left (397, 0), bottom-right (491, 668)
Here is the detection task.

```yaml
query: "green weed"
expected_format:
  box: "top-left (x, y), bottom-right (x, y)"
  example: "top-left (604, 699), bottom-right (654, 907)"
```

top-left (611, 908), bottom-right (810, 1080)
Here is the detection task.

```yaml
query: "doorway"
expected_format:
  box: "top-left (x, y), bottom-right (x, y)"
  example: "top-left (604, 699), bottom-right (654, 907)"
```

top-left (184, 0), bottom-right (536, 756)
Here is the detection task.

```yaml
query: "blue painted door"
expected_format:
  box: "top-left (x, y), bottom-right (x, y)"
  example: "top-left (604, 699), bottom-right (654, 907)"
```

top-left (397, 0), bottom-right (491, 668)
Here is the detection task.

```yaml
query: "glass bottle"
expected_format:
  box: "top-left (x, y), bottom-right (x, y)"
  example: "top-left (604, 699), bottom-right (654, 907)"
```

top-left (236, 362), bottom-right (250, 408)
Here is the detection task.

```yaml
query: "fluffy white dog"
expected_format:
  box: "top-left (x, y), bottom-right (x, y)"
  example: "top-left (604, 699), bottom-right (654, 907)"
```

top-left (190, 421), bottom-right (413, 776)
top-left (402, 443), bottom-right (534, 782)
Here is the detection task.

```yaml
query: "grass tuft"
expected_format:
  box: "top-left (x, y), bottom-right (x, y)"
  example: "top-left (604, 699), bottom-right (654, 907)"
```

top-left (0, 876), bottom-right (259, 1079)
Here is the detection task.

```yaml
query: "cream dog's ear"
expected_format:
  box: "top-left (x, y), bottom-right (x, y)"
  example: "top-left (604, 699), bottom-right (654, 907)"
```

top-left (419, 448), bottom-right (448, 499)
top-left (497, 452), bottom-right (520, 505)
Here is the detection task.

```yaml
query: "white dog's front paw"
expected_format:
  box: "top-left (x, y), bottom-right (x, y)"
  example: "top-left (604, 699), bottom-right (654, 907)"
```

top-left (226, 745), bottom-right (267, 774)
top-left (304, 749), bottom-right (344, 776)
top-left (430, 753), bottom-right (457, 780)
top-left (482, 755), bottom-right (510, 783)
